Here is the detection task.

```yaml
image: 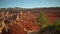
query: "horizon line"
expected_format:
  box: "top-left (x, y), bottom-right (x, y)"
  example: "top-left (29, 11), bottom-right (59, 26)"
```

top-left (0, 6), bottom-right (60, 9)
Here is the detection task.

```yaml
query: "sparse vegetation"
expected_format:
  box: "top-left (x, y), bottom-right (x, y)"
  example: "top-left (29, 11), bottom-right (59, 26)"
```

top-left (37, 19), bottom-right (60, 34)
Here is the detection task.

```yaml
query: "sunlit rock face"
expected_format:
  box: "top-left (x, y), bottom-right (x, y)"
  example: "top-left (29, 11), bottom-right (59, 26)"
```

top-left (0, 11), bottom-right (39, 34)
top-left (9, 23), bottom-right (27, 34)
top-left (9, 23), bottom-right (31, 34)
top-left (8, 21), bottom-right (39, 34)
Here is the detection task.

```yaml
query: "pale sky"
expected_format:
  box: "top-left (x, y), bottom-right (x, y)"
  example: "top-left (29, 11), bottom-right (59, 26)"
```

top-left (0, 0), bottom-right (60, 8)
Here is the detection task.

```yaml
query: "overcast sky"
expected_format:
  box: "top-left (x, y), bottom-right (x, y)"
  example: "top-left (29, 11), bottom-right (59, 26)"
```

top-left (0, 0), bottom-right (60, 8)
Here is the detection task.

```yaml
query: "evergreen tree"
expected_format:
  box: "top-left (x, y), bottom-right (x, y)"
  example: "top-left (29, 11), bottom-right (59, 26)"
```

top-left (36, 11), bottom-right (48, 26)
top-left (37, 11), bottom-right (48, 34)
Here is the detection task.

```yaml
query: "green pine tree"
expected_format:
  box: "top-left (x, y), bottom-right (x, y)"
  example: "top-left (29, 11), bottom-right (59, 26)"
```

top-left (37, 11), bottom-right (48, 34)
top-left (36, 11), bottom-right (48, 26)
